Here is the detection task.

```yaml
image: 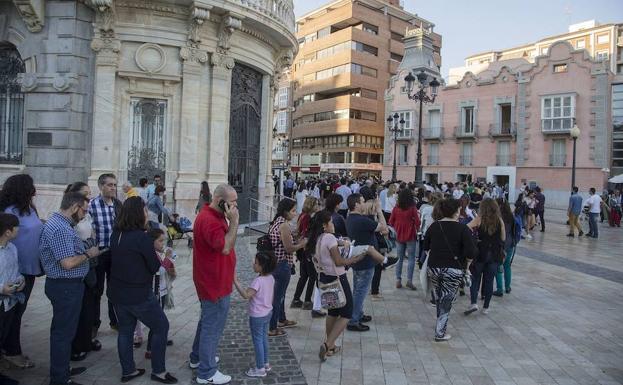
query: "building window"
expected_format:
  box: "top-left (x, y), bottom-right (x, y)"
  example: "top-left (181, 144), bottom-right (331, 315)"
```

top-left (355, 23), bottom-right (378, 35)
top-left (129, 98), bottom-right (167, 182)
top-left (462, 106), bottom-right (475, 133)
top-left (597, 34), bottom-right (609, 44)
top-left (596, 51), bottom-right (609, 62)
top-left (542, 94), bottom-right (574, 132)
top-left (0, 44), bottom-right (24, 164)
top-left (360, 89), bottom-right (377, 99)
top-left (390, 31), bottom-right (403, 42)
top-left (550, 139), bottom-right (566, 166)
top-left (276, 111), bottom-right (288, 133)
top-left (428, 143), bottom-right (439, 165)
top-left (496, 141), bottom-right (511, 166)
top-left (392, 111), bottom-right (412, 138)
top-left (460, 142), bottom-right (472, 165)
top-left (278, 87), bottom-right (288, 109)
top-left (428, 109), bottom-right (441, 137)
top-left (576, 40), bottom-right (586, 49)
top-left (390, 52), bottom-right (403, 62)
top-left (398, 144), bottom-right (408, 165)
top-left (352, 63), bottom-right (377, 78)
top-left (553, 64), bottom-right (568, 73)
top-left (540, 46), bottom-right (548, 55)
top-left (352, 41), bottom-right (378, 56)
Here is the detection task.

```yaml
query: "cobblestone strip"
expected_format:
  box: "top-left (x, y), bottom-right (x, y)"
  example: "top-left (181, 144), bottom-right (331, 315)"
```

top-left (211, 236), bottom-right (307, 385)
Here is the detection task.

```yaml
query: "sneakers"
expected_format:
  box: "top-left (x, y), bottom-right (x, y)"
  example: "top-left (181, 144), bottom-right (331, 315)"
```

top-left (405, 282), bottom-right (417, 291)
top-left (370, 294), bottom-right (383, 300)
top-left (482, 308), bottom-right (490, 315)
top-left (492, 290), bottom-right (503, 297)
top-left (383, 257), bottom-right (399, 269)
top-left (189, 356), bottom-right (219, 369)
top-left (578, 231), bottom-right (584, 236)
top-left (245, 368), bottom-right (267, 378)
top-left (505, 287), bottom-right (511, 294)
top-left (434, 334), bottom-right (452, 342)
top-left (302, 301), bottom-right (313, 310)
top-left (196, 370), bottom-right (231, 384)
top-left (311, 310), bottom-right (326, 318)
top-left (264, 363), bottom-right (272, 372)
top-left (566, 233), bottom-right (574, 237)
top-left (464, 304), bottom-right (478, 315)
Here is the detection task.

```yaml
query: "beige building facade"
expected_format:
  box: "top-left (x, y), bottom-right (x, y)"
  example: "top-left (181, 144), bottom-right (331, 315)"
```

top-left (289, 0), bottom-right (440, 176)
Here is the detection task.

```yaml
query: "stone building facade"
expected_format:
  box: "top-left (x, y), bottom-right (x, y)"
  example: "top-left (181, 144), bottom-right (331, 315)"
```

top-left (0, 0), bottom-right (297, 223)
top-left (383, 36), bottom-right (612, 208)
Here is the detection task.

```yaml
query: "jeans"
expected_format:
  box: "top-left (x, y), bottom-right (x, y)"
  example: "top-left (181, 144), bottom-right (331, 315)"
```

top-left (348, 267), bottom-right (374, 326)
top-left (72, 282), bottom-right (96, 354)
top-left (190, 295), bottom-right (231, 380)
top-left (293, 258), bottom-right (316, 303)
top-left (428, 268), bottom-right (462, 339)
top-left (470, 261), bottom-right (498, 309)
top-left (249, 312), bottom-right (271, 369)
top-left (270, 261), bottom-right (291, 330)
top-left (115, 295), bottom-right (169, 376)
top-left (495, 246), bottom-right (514, 292)
top-left (588, 212), bottom-right (599, 238)
top-left (45, 278), bottom-right (84, 385)
top-left (395, 240), bottom-right (417, 283)
top-left (4, 274), bottom-right (35, 356)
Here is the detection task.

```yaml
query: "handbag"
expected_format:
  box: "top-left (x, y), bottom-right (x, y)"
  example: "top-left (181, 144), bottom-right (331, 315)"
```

top-left (437, 222), bottom-right (471, 288)
top-left (311, 234), bottom-right (347, 310)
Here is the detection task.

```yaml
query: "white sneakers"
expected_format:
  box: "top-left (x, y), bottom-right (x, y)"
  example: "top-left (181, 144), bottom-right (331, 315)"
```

top-left (196, 370), bottom-right (231, 385)
top-left (435, 334), bottom-right (452, 342)
top-left (464, 303), bottom-right (478, 315)
top-left (482, 307), bottom-right (490, 315)
top-left (189, 356), bottom-right (220, 369)
top-left (245, 368), bottom-right (267, 377)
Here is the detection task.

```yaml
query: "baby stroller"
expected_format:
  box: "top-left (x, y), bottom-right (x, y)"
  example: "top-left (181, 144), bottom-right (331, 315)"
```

top-left (167, 214), bottom-right (193, 249)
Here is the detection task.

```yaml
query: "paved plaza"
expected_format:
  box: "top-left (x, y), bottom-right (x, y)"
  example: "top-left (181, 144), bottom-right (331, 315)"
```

top-left (2, 209), bottom-right (623, 385)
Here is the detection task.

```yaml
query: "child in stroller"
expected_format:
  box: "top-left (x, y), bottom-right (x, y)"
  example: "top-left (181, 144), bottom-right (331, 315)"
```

top-left (167, 214), bottom-right (193, 248)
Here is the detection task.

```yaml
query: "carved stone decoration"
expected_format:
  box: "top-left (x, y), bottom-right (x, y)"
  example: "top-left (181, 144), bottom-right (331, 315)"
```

top-left (271, 49), bottom-right (293, 90)
top-left (217, 15), bottom-right (242, 54)
top-left (92, 0), bottom-right (116, 37)
top-left (180, 46), bottom-right (208, 64)
top-left (91, 37), bottom-right (121, 66)
top-left (135, 43), bottom-right (166, 74)
top-left (13, 0), bottom-right (44, 32)
top-left (188, 6), bottom-right (210, 45)
top-left (210, 52), bottom-right (235, 70)
top-left (53, 75), bottom-right (70, 91)
top-left (21, 73), bottom-right (37, 91)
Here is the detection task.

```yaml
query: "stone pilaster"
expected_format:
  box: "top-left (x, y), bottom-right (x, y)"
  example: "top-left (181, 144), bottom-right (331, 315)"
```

top-left (516, 73), bottom-right (529, 166)
top-left (591, 64), bottom-right (610, 168)
top-left (258, 74), bottom-right (274, 206)
top-left (88, 0), bottom-right (120, 184)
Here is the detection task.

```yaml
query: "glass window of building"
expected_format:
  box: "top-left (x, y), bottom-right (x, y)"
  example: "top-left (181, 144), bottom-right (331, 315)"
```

top-left (497, 141), bottom-right (511, 166)
top-left (597, 34), bottom-right (609, 44)
top-left (461, 143), bottom-right (473, 165)
top-left (278, 87), bottom-right (288, 108)
top-left (0, 44), bottom-right (25, 164)
top-left (576, 39), bottom-right (586, 49)
top-left (542, 95), bottom-right (574, 132)
top-left (462, 107), bottom-right (474, 133)
top-left (398, 144), bottom-right (408, 165)
top-left (428, 109), bottom-right (441, 137)
top-left (428, 143), bottom-right (439, 165)
top-left (550, 139), bottom-right (566, 166)
top-left (595, 51), bottom-right (609, 61)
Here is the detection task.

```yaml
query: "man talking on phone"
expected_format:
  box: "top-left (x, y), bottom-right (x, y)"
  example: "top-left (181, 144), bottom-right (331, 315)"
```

top-left (189, 184), bottom-right (239, 385)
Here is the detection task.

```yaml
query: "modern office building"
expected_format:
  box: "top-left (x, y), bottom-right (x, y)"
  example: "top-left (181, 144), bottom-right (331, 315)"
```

top-left (290, 0), bottom-right (441, 176)
top-left (384, 28), bottom-right (613, 207)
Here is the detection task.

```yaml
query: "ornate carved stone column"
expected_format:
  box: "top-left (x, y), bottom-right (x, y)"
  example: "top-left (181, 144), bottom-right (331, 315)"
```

top-left (12, 0), bottom-right (45, 32)
top-left (89, 0), bottom-right (120, 182)
top-left (206, 14), bottom-right (241, 187)
top-left (175, 5), bottom-right (210, 214)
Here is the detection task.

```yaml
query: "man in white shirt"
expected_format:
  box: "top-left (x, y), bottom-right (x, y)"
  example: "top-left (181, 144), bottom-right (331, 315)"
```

top-left (350, 181), bottom-right (360, 194)
top-left (584, 187), bottom-right (603, 238)
top-left (452, 186), bottom-right (464, 200)
top-left (335, 178), bottom-right (352, 218)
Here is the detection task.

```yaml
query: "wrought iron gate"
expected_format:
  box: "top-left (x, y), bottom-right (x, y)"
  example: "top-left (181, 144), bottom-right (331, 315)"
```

top-left (127, 98), bottom-right (167, 186)
top-left (0, 44), bottom-right (25, 164)
top-left (228, 64), bottom-right (262, 224)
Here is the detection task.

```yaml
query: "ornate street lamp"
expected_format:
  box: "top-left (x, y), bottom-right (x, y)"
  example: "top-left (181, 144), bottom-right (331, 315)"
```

top-left (404, 70), bottom-right (440, 185)
top-left (570, 121), bottom-right (580, 193)
top-left (387, 113), bottom-right (405, 181)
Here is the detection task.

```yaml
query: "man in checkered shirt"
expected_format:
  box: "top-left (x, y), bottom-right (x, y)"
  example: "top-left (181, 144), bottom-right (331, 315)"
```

top-left (39, 192), bottom-right (101, 385)
top-left (89, 173), bottom-right (121, 333)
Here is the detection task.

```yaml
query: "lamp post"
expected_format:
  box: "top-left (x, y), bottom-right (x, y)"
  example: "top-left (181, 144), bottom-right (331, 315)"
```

top-left (404, 70), bottom-right (440, 185)
top-left (387, 113), bottom-right (405, 181)
top-left (570, 121), bottom-right (580, 193)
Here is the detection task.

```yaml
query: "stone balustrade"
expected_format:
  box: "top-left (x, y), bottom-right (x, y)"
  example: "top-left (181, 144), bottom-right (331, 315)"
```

top-left (236, 0), bottom-right (295, 31)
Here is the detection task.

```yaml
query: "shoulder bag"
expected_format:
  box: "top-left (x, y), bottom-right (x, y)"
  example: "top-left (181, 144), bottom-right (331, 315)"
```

top-left (437, 222), bottom-right (472, 289)
top-left (311, 234), bottom-right (347, 310)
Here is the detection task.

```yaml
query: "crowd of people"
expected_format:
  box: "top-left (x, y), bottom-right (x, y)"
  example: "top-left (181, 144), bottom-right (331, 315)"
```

top-left (0, 170), bottom-right (620, 385)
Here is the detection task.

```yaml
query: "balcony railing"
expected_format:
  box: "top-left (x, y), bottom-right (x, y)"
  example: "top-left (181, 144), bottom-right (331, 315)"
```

top-left (454, 125), bottom-right (479, 139)
top-left (496, 154), bottom-right (512, 166)
top-left (549, 154), bottom-right (566, 167)
top-left (423, 127), bottom-right (444, 140)
top-left (489, 122), bottom-right (516, 138)
top-left (542, 118), bottom-right (574, 134)
top-left (395, 130), bottom-right (413, 140)
top-left (459, 155), bottom-right (473, 166)
top-left (427, 154), bottom-right (439, 165)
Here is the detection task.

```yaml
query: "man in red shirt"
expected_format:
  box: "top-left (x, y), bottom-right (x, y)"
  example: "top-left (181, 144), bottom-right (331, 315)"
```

top-left (189, 184), bottom-right (239, 385)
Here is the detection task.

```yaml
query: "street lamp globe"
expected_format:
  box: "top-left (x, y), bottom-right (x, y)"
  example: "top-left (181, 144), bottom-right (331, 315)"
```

top-left (429, 77), bottom-right (440, 97)
top-left (570, 124), bottom-right (580, 139)
top-left (404, 72), bottom-right (415, 94)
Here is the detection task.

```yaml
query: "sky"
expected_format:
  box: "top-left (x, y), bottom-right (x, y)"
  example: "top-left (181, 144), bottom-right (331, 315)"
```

top-left (292, 0), bottom-right (623, 79)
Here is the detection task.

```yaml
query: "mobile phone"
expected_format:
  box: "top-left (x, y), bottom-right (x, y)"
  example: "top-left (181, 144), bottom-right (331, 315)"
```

top-left (218, 200), bottom-right (228, 211)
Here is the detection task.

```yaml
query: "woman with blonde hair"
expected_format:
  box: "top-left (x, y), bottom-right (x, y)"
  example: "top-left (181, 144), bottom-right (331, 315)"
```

top-left (465, 198), bottom-right (506, 315)
top-left (382, 183), bottom-right (398, 222)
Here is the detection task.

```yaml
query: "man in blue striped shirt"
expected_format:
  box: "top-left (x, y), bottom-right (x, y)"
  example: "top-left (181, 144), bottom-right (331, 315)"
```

top-left (89, 173), bottom-right (120, 332)
top-left (40, 192), bottom-right (101, 385)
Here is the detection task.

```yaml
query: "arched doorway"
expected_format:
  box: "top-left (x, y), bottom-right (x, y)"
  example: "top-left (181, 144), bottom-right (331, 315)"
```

top-left (0, 43), bottom-right (25, 164)
top-left (228, 63), bottom-right (263, 224)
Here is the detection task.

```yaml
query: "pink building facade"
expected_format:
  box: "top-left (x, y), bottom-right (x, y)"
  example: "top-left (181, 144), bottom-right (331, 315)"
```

top-left (383, 40), bottom-right (613, 208)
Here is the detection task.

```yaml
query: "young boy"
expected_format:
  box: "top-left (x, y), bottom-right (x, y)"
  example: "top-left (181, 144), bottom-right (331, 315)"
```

top-left (0, 213), bottom-right (23, 385)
